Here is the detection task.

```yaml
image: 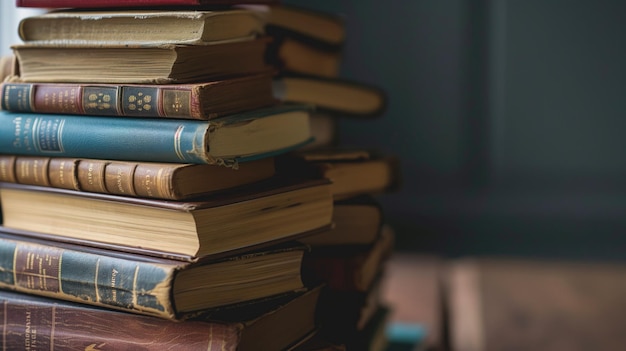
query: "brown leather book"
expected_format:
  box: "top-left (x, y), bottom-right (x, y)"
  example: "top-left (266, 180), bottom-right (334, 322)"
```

top-left (0, 178), bottom-right (333, 258)
top-left (1, 73), bottom-right (275, 120)
top-left (0, 285), bottom-right (320, 350)
top-left (0, 155), bottom-right (275, 200)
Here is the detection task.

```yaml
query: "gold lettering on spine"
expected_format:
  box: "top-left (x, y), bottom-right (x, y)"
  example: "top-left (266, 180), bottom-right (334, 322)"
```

top-left (58, 160), bottom-right (66, 186)
top-left (111, 268), bottom-right (118, 302)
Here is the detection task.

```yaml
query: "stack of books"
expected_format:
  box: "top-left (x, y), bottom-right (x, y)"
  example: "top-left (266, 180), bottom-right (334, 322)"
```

top-left (260, 4), bottom-right (399, 350)
top-left (0, 1), bottom-right (398, 350)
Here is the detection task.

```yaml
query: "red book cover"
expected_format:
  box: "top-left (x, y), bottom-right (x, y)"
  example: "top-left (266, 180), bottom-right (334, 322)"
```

top-left (17, 0), bottom-right (278, 8)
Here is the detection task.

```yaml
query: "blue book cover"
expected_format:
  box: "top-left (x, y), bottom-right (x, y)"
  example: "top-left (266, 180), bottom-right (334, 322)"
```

top-left (0, 105), bottom-right (312, 165)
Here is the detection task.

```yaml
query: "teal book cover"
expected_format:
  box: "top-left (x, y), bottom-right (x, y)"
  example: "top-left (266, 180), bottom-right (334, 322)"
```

top-left (0, 104), bottom-right (312, 165)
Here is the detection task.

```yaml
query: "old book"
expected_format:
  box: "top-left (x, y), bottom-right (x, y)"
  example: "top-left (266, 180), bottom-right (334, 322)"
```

top-left (261, 4), bottom-right (345, 49)
top-left (269, 36), bottom-right (342, 78)
top-left (277, 148), bottom-right (400, 200)
top-left (303, 225), bottom-right (394, 292)
top-left (18, 9), bottom-right (264, 45)
top-left (274, 74), bottom-right (387, 118)
top-left (0, 55), bottom-right (16, 82)
top-left (299, 196), bottom-right (383, 247)
top-left (0, 73), bottom-right (274, 119)
top-left (17, 0), bottom-right (279, 8)
top-left (0, 155), bottom-right (275, 200)
top-left (0, 105), bottom-right (312, 165)
top-left (11, 38), bottom-right (269, 84)
top-left (0, 286), bottom-right (320, 350)
top-left (245, 4), bottom-right (345, 77)
top-left (447, 258), bottom-right (626, 351)
top-left (0, 229), bottom-right (308, 319)
top-left (0, 178), bottom-right (333, 257)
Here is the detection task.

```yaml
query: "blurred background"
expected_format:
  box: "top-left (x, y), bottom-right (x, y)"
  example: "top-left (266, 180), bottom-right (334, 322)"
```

top-left (3, 0), bottom-right (626, 260)
top-left (281, 0), bottom-right (626, 261)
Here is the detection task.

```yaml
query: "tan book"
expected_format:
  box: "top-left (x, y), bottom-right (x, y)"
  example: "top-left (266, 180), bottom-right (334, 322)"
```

top-left (274, 75), bottom-right (387, 118)
top-left (12, 38), bottom-right (269, 84)
top-left (0, 178), bottom-right (333, 258)
top-left (18, 9), bottom-right (265, 45)
top-left (0, 155), bottom-right (275, 200)
top-left (264, 4), bottom-right (345, 48)
top-left (300, 196), bottom-right (382, 247)
top-left (278, 148), bottom-right (400, 200)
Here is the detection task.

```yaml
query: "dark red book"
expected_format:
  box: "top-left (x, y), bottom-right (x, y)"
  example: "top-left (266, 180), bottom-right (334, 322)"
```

top-left (17, 0), bottom-right (278, 8)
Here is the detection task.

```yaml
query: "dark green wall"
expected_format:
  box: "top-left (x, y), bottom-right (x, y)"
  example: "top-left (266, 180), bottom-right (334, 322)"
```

top-left (285, 0), bottom-right (626, 260)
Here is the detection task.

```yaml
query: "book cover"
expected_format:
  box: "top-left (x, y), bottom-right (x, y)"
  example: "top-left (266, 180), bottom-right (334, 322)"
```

top-left (303, 225), bottom-right (395, 292)
top-left (0, 286), bottom-right (320, 351)
top-left (0, 155), bottom-right (276, 200)
top-left (17, 0), bottom-right (279, 8)
top-left (299, 196), bottom-right (383, 247)
top-left (0, 229), bottom-right (307, 320)
top-left (12, 38), bottom-right (269, 84)
top-left (0, 105), bottom-right (312, 165)
top-left (0, 178), bottom-right (333, 257)
top-left (273, 73), bottom-right (388, 118)
top-left (18, 9), bottom-right (265, 45)
top-left (262, 4), bottom-right (346, 51)
top-left (277, 148), bottom-right (401, 200)
top-left (1, 73), bottom-right (275, 120)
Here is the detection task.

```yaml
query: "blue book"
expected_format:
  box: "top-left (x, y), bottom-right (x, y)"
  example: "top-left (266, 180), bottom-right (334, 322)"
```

top-left (0, 104), bottom-right (312, 165)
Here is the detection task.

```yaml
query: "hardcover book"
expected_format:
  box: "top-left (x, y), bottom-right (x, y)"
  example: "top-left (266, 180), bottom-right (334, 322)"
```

top-left (274, 74), bottom-right (388, 118)
top-left (264, 4), bottom-right (346, 50)
top-left (0, 105), bottom-right (312, 165)
top-left (0, 286), bottom-right (320, 351)
top-left (303, 225), bottom-right (395, 292)
top-left (0, 229), bottom-right (307, 319)
top-left (268, 37), bottom-right (342, 78)
top-left (1, 73), bottom-right (275, 120)
top-left (299, 196), bottom-right (383, 247)
top-left (11, 38), bottom-right (269, 84)
top-left (18, 9), bottom-right (265, 45)
top-left (16, 0), bottom-right (279, 8)
top-left (277, 148), bottom-right (400, 200)
top-left (0, 155), bottom-right (275, 200)
top-left (0, 178), bottom-right (333, 257)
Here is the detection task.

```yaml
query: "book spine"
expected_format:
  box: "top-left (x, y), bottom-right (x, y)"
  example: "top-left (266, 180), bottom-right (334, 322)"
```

top-left (0, 237), bottom-right (178, 319)
top-left (1, 82), bottom-right (204, 120)
top-left (0, 155), bottom-right (179, 199)
top-left (0, 111), bottom-right (213, 164)
top-left (0, 291), bottom-right (241, 351)
top-left (16, 0), bottom-right (205, 8)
